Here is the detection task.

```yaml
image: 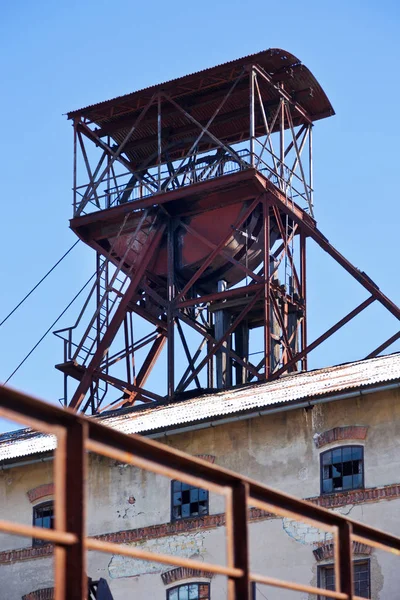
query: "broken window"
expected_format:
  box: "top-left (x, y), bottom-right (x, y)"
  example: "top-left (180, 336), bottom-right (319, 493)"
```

top-left (167, 583), bottom-right (210, 599)
top-left (320, 446), bottom-right (364, 494)
top-left (171, 480), bottom-right (208, 521)
top-left (318, 560), bottom-right (370, 598)
top-left (32, 501), bottom-right (54, 546)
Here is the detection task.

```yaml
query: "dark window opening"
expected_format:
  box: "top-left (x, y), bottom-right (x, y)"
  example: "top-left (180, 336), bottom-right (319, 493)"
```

top-left (318, 560), bottom-right (370, 599)
top-left (320, 446), bottom-right (364, 494)
top-left (167, 582), bottom-right (210, 599)
top-left (32, 501), bottom-right (54, 546)
top-left (171, 480), bottom-right (208, 521)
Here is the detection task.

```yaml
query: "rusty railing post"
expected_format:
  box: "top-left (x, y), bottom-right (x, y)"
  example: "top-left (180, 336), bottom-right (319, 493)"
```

top-left (55, 419), bottom-right (88, 600)
top-left (227, 481), bottom-right (250, 600)
top-left (337, 521), bottom-right (354, 600)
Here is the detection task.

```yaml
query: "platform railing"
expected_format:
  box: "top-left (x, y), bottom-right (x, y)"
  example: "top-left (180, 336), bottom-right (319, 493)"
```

top-left (1, 385), bottom-right (399, 599)
top-left (73, 145), bottom-right (313, 217)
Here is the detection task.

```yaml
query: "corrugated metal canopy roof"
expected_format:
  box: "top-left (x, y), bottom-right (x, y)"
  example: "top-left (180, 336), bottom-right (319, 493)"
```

top-left (1, 353), bottom-right (399, 464)
top-left (67, 48), bottom-right (334, 169)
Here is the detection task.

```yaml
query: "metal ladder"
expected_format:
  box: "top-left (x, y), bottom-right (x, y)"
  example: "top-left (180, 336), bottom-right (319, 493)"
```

top-left (72, 209), bottom-right (155, 367)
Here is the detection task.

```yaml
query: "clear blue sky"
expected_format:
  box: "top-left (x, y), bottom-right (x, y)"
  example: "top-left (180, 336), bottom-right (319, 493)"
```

top-left (0, 0), bottom-right (399, 431)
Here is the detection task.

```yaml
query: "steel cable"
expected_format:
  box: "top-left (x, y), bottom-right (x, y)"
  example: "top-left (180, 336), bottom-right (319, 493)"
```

top-left (2, 272), bottom-right (96, 386)
top-left (0, 240), bottom-right (80, 328)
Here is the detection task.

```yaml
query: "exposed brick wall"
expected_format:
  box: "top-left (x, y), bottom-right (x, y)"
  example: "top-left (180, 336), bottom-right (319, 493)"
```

top-left (22, 587), bottom-right (54, 600)
top-left (308, 484), bottom-right (400, 508)
top-left (314, 426), bottom-right (368, 449)
top-left (2, 483), bottom-right (400, 566)
top-left (313, 541), bottom-right (371, 562)
top-left (0, 544), bottom-right (53, 564)
top-left (161, 567), bottom-right (213, 585)
top-left (27, 484), bottom-right (54, 504)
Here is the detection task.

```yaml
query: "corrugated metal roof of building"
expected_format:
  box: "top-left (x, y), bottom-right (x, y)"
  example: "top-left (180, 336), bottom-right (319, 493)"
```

top-left (1, 353), bottom-right (400, 464)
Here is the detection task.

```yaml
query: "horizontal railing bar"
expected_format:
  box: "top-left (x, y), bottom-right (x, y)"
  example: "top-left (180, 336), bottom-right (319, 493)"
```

top-left (248, 483), bottom-right (351, 529)
top-left (0, 520), bottom-right (77, 546)
top-left (0, 387), bottom-right (83, 429)
top-left (2, 387), bottom-right (400, 559)
top-left (250, 572), bottom-right (348, 599)
top-left (249, 497), bottom-right (336, 534)
top-left (352, 531), bottom-right (400, 556)
top-left (0, 406), bottom-right (63, 440)
top-left (86, 439), bottom-right (229, 497)
top-left (86, 538), bottom-right (242, 578)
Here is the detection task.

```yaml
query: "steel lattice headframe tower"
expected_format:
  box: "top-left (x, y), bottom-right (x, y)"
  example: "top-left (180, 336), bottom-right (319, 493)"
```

top-left (54, 48), bottom-right (400, 415)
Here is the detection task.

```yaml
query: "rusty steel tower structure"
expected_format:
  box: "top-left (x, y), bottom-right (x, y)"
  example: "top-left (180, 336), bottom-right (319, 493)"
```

top-left (55, 48), bottom-right (400, 414)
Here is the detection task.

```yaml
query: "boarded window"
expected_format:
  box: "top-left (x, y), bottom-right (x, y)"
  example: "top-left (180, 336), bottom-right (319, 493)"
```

top-left (171, 481), bottom-right (208, 521)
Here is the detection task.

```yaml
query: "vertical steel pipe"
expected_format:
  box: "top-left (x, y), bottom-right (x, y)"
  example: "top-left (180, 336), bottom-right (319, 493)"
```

top-left (167, 219), bottom-right (175, 398)
top-left (300, 232), bottom-right (307, 371)
top-left (280, 94), bottom-right (285, 191)
top-left (250, 68), bottom-right (255, 167)
top-left (73, 119), bottom-right (77, 215)
top-left (158, 93), bottom-right (162, 191)
top-left (309, 124), bottom-right (313, 214)
top-left (263, 197), bottom-right (271, 378)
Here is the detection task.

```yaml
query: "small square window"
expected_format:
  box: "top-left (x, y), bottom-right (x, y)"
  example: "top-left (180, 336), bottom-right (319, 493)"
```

top-left (320, 446), bottom-right (364, 495)
top-left (171, 481), bottom-right (209, 521)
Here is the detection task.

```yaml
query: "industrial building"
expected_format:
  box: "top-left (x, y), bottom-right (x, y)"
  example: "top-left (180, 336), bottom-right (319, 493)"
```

top-left (1, 354), bottom-right (400, 598)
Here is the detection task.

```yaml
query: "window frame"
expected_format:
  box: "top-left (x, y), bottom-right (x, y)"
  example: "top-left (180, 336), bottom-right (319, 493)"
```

top-left (320, 444), bottom-right (364, 496)
top-left (166, 582), bottom-right (210, 599)
top-left (317, 558), bottom-right (371, 599)
top-left (170, 480), bottom-right (209, 522)
top-left (32, 500), bottom-right (54, 547)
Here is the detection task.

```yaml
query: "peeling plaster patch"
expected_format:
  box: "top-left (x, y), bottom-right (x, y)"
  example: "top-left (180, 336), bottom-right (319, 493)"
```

top-left (282, 518), bottom-right (333, 546)
top-left (283, 504), bottom-right (355, 545)
top-left (108, 532), bottom-right (206, 579)
top-left (298, 467), bottom-right (308, 481)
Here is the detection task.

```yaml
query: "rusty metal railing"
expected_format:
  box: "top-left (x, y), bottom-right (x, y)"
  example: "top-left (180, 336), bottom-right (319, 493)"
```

top-left (1, 385), bottom-right (399, 600)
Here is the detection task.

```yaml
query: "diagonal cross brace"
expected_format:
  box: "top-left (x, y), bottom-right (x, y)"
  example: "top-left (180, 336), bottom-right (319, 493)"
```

top-left (177, 289), bottom-right (263, 392)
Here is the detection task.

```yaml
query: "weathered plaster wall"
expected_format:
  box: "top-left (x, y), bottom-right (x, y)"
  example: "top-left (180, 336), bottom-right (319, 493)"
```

top-left (1, 387), bottom-right (400, 599)
top-left (0, 556), bottom-right (53, 600)
top-left (0, 459), bottom-right (53, 552)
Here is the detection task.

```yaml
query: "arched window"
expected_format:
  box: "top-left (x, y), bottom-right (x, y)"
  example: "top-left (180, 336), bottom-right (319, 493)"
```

top-left (167, 583), bottom-right (210, 599)
top-left (320, 445), bottom-right (364, 494)
top-left (32, 501), bottom-right (54, 546)
top-left (171, 480), bottom-right (208, 521)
